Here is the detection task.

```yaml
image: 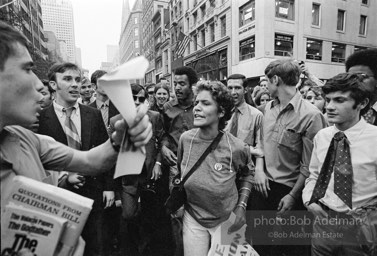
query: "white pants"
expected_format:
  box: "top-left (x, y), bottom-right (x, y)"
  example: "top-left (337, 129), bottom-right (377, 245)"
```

top-left (183, 210), bottom-right (219, 256)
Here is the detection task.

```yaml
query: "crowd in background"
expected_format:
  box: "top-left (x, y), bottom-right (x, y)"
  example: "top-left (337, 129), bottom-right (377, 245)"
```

top-left (1, 20), bottom-right (377, 256)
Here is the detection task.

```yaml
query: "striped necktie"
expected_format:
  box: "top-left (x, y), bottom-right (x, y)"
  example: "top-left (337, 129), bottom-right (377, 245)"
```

top-left (63, 107), bottom-right (81, 149)
top-left (100, 103), bottom-right (109, 126)
top-left (229, 108), bottom-right (239, 137)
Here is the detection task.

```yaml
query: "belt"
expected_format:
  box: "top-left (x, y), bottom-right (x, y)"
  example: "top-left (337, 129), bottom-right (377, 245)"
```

top-left (319, 202), bottom-right (354, 221)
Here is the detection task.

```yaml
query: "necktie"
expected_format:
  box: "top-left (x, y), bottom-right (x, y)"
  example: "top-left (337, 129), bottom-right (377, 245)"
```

top-left (363, 108), bottom-right (376, 124)
top-left (309, 131), bottom-right (353, 208)
top-left (63, 107), bottom-right (81, 149)
top-left (229, 108), bottom-right (239, 137)
top-left (100, 103), bottom-right (109, 126)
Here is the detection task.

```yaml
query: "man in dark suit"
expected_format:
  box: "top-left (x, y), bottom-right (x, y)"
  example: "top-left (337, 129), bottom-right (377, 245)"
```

top-left (89, 70), bottom-right (119, 127)
top-left (88, 69), bottom-right (121, 253)
top-left (109, 84), bottom-right (167, 255)
top-left (38, 62), bottom-right (115, 256)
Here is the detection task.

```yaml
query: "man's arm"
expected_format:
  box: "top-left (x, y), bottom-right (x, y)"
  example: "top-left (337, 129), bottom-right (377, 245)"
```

top-left (66, 105), bottom-right (152, 175)
top-left (277, 112), bottom-right (327, 215)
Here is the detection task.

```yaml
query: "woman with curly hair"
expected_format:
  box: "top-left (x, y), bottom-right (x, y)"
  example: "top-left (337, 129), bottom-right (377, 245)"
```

top-left (177, 81), bottom-right (254, 255)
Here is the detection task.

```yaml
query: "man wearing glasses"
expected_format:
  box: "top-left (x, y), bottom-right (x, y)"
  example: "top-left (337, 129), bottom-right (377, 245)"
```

top-left (109, 84), bottom-right (164, 255)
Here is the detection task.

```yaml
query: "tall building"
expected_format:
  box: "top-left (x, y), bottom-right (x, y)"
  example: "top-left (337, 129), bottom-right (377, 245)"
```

top-left (172, 0), bottom-right (377, 84)
top-left (119, 0), bottom-right (143, 83)
top-left (152, 4), bottom-right (171, 83)
top-left (75, 47), bottom-right (82, 67)
top-left (107, 45), bottom-right (119, 63)
top-left (41, 0), bottom-right (76, 63)
top-left (45, 30), bottom-right (63, 63)
top-left (0, 0), bottom-right (48, 58)
top-left (142, 0), bottom-right (169, 84)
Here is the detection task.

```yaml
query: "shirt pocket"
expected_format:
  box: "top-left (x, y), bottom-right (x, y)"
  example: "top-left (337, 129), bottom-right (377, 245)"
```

top-left (278, 129), bottom-right (303, 154)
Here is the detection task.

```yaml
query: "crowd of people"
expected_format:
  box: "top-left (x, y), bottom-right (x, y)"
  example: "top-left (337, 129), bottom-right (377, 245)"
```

top-left (1, 20), bottom-right (377, 256)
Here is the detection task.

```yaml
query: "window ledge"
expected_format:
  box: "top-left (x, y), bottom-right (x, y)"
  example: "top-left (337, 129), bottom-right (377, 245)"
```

top-left (311, 25), bottom-right (321, 29)
top-left (336, 30), bottom-right (345, 34)
top-left (275, 18), bottom-right (295, 24)
top-left (358, 34), bottom-right (367, 38)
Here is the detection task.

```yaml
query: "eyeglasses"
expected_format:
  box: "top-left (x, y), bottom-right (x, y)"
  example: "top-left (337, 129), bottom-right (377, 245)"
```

top-left (148, 91), bottom-right (155, 95)
top-left (133, 95), bottom-right (146, 103)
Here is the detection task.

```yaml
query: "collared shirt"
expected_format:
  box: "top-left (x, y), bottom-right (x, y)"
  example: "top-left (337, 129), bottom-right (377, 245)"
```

top-left (263, 92), bottom-right (327, 187)
top-left (53, 101), bottom-right (81, 140)
top-left (95, 99), bottom-right (109, 125)
top-left (0, 126), bottom-right (74, 210)
top-left (302, 119), bottom-right (377, 213)
top-left (77, 96), bottom-right (96, 105)
top-left (161, 100), bottom-right (194, 154)
top-left (225, 101), bottom-right (264, 157)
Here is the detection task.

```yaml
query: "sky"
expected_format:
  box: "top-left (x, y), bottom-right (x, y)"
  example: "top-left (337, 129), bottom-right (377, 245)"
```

top-left (72, 0), bottom-right (136, 76)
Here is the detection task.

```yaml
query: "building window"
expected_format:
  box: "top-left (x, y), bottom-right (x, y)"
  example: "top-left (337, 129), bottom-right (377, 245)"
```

top-left (354, 45), bottom-right (367, 52)
top-left (275, 0), bottom-right (295, 20)
top-left (209, 23), bottom-right (215, 43)
top-left (312, 3), bottom-right (320, 26)
top-left (200, 4), bottom-right (206, 20)
top-left (239, 36), bottom-right (255, 61)
top-left (239, 0), bottom-right (255, 27)
top-left (200, 29), bottom-right (205, 47)
top-left (362, 0), bottom-right (368, 5)
top-left (331, 43), bottom-right (346, 63)
top-left (134, 28), bottom-right (139, 37)
top-left (135, 40), bottom-right (139, 48)
top-left (134, 18), bottom-right (138, 24)
top-left (275, 34), bottom-right (293, 56)
top-left (359, 15), bottom-right (367, 35)
top-left (337, 10), bottom-right (345, 31)
top-left (193, 11), bottom-right (197, 25)
top-left (306, 39), bottom-right (322, 61)
top-left (220, 16), bottom-right (226, 37)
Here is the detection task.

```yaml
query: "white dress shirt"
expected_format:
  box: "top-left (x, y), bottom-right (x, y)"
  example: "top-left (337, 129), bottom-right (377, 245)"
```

top-left (53, 101), bottom-right (82, 140)
top-left (303, 118), bottom-right (377, 213)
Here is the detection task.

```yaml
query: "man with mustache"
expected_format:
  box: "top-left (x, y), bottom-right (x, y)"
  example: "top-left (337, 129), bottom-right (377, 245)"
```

top-left (161, 66), bottom-right (198, 256)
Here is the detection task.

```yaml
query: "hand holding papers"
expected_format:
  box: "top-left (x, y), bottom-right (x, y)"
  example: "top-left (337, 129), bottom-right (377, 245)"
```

top-left (98, 56), bottom-right (150, 179)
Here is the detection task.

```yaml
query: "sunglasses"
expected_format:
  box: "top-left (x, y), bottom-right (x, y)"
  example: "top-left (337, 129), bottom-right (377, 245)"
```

top-left (148, 91), bottom-right (155, 95)
top-left (133, 95), bottom-right (146, 103)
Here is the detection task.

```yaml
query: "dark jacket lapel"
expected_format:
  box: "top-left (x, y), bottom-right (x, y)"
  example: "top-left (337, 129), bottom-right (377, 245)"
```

top-left (79, 104), bottom-right (92, 150)
top-left (40, 105), bottom-right (67, 145)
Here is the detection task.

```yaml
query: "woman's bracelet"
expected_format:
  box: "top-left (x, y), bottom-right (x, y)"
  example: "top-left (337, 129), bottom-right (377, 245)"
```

top-left (236, 201), bottom-right (247, 211)
top-left (239, 192), bottom-right (250, 198)
top-left (239, 187), bottom-right (251, 193)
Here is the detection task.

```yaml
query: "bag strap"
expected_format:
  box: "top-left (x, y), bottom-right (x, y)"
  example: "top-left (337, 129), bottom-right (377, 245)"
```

top-left (180, 131), bottom-right (224, 185)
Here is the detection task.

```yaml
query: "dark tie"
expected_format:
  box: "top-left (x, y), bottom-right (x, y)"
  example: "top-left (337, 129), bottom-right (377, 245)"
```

top-left (309, 131), bottom-right (353, 209)
top-left (63, 107), bottom-right (81, 150)
top-left (229, 108), bottom-right (239, 137)
top-left (100, 103), bottom-right (109, 126)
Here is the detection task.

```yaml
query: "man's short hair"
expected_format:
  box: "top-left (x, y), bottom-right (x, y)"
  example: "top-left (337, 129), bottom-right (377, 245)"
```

top-left (48, 62), bottom-right (81, 82)
top-left (91, 70), bottom-right (107, 85)
top-left (174, 66), bottom-right (198, 86)
top-left (131, 83), bottom-right (146, 95)
top-left (264, 60), bottom-right (301, 86)
top-left (42, 79), bottom-right (54, 94)
top-left (346, 48), bottom-right (377, 79)
top-left (323, 72), bottom-right (370, 116)
top-left (0, 21), bottom-right (28, 70)
top-left (228, 74), bottom-right (246, 88)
